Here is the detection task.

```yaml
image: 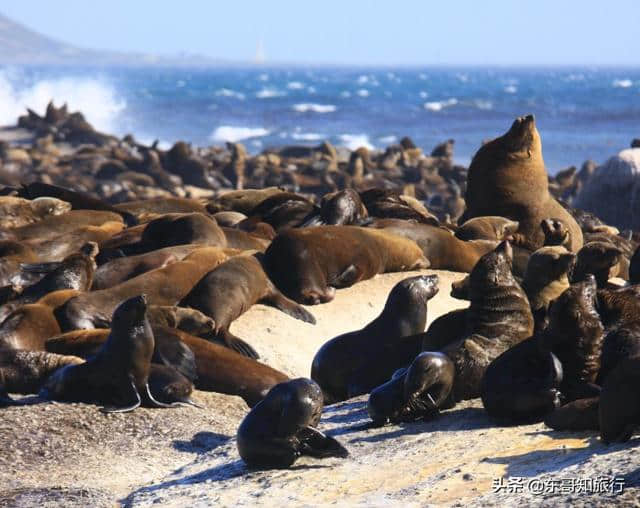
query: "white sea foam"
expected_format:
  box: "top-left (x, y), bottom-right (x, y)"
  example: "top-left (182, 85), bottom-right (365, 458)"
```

top-left (504, 85), bottom-right (518, 94)
top-left (339, 134), bottom-right (374, 151)
top-left (291, 132), bottom-right (324, 141)
top-left (210, 126), bottom-right (270, 143)
top-left (613, 79), bottom-right (633, 88)
top-left (287, 81), bottom-right (305, 90)
top-left (0, 70), bottom-right (126, 132)
top-left (256, 88), bottom-right (285, 99)
top-left (292, 103), bottom-right (336, 113)
top-left (473, 99), bottom-right (493, 110)
top-left (378, 135), bottom-right (397, 144)
top-left (423, 98), bottom-right (458, 112)
top-left (357, 89), bottom-right (370, 97)
top-left (357, 75), bottom-right (369, 85)
top-left (215, 88), bottom-right (245, 100)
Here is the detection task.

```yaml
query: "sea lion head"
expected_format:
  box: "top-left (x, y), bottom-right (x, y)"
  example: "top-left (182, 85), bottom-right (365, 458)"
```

top-left (382, 274), bottom-right (439, 335)
top-left (274, 378), bottom-right (324, 434)
top-left (525, 246), bottom-right (576, 284)
top-left (470, 240), bottom-right (514, 289)
top-left (402, 351), bottom-right (454, 412)
top-left (29, 197), bottom-right (71, 218)
top-left (455, 216), bottom-right (520, 241)
top-left (541, 218), bottom-right (570, 247)
top-left (573, 241), bottom-right (623, 286)
top-left (547, 275), bottom-right (601, 338)
top-left (503, 114), bottom-right (540, 156)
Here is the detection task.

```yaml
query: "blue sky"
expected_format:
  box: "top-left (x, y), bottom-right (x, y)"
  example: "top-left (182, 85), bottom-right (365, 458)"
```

top-left (3, 1), bottom-right (639, 66)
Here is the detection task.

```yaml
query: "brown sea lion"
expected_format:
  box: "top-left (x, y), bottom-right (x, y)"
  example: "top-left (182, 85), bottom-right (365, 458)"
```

top-left (481, 337), bottom-right (564, 423)
top-left (0, 241), bottom-right (38, 286)
top-left (115, 197), bottom-right (209, 221)
top-left (360, 188), bottom-right (438, 224)
top-left (368, 351), bottom-right (455, 426)
top-left (311, 275), bottom-right (439, 403)
top-left (45, 326), bottom-right (290, 407)
top-left (596, 285), bottom-right (640, 331)
top-left (599, 356), bottom-right (640, 443)
top-left (460, 115), bottom-right (583, 252)
top-left (541, 218), bottom-right (571, 248)
top-left (0, 348), bottom-right (84, 397)
top-left (55, 247), bottom-right (232, 331)
top-left (9, 210), bottom-right (124, 243)
top-left (92, 248), bottom-right (179, 290)
top-left (544, 397), bottom-right (600, 431)
top-left (210, 187), bottom-right (284, 215)
top-left (17, 182), bottom-right (137, 227)
top-left (245, 192), bottom-right (317, 231)
top-left (521, 246), bottom-right (576, 333)
top-left (0, 196), bottom-right (71, 229)
top-left (301, 189), bottom-right (369, 227)
top-left (572, 241), bottom-right (623, 287)
top-left (0, 303), bottom-right (63, 351)
top-left (369, 218), bottom-right (500, 272)
top-left (237, 378), bottom-right (348, 469)
top-left (6, 242), bottom-right (98, 306)
top-left (597, 321), bottom-right (640, 385)
top-left (220, 227), bottom-right (269, 251)
top-left (264, 226), bottom-right (429, 304)
top-left (212, 211), bottom-right (248, 227)
top-left (454, 216), bottom-right (519, 242)
top-left (538, 276), bottom-right (604, 401)
top-left (180, 254), bottom-right (315, 358)
top-left (145, 305), bottom-right (216, 336)
top-left (138, 213), bottom-right (226, 251)
top-left (27, 221), bottom-right (123, 261)
top-left (42, 295), bottom-right (173, 412)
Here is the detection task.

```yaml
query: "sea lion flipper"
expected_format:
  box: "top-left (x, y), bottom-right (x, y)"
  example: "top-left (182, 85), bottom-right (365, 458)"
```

top-left (331, 264), bottom-right (361, 288)
top-left (141, 383), bottom-right (179, 409)
top-left (297, 427), bottom-right (349, 459)
top-left (264, 292), bottom-right (316, 325)
top-left (100, 380), bottom-right (141, 414)
top-left (221, 330), bottom-right (259, 359)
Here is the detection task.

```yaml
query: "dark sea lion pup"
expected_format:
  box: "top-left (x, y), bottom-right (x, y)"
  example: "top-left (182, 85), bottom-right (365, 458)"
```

top-left (237, 378), bottom-right (348, 469)
top-left (311, 274), bottom-right (439, 404)
top-left (368, 352), bottom-right (455, 426)
top-left (42, 294), bottom-right (176, 413)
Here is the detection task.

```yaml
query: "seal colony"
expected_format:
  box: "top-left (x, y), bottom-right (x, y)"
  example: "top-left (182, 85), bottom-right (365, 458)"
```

top-left (1, 106), bottom-right (639, 476)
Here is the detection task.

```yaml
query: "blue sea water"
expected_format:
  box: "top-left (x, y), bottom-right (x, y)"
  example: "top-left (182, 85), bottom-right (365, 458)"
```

top-left (1, 65), bottom-right (639, 173)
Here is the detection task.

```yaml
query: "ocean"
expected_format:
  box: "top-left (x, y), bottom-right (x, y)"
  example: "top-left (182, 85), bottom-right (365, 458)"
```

top-left (1, 65), bottom-right (638, 173)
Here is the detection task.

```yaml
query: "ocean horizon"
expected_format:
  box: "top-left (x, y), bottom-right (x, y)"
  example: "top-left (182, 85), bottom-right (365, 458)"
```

top-left (1, 64), bottom-right (638, 173)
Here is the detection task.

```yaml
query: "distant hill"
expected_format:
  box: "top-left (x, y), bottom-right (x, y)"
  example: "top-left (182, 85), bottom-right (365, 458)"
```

top-left (0, 13), bottom-right (229, 67)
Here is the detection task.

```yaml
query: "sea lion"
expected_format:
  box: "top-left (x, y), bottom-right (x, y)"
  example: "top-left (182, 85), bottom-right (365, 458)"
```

top-left (369, 218), bottom-right (500, 272)
top-left (17, 182), bottom-right (138, 226)
top-left (368, 351), bottom-right (455, 426)
top-left (237, 378), bottom-right (348, 469)
top-left (481, 337), bottom-right (564, 422)
top-left (138, 213), bottom-right (226, 251)
top-left (454, 216), bottom-right (519, 242)
top-left (92, 248), bottom-right (179, 290)
top-left (0, 303), bottom-right (63, 351)
top-left (115, 197), bottom-right (209, 221)
top-left (0, 348), bottom-right (84, 397)
top-left (264, 226), bottom-right (429, 305)
top-left (541, 218), bottom-right (571, 248)
top-left (311, 275), bottom-right (439, 403)
top-left (42, 295), bottom-right (174, 412)
top-left (55, 247), bottom-right (232, 331)
top-left (521, 246), bottom-right (576, 333)
top-left (599, 356), bottom-right (640, 443)
top-left (596, 285), bottom-right (640, 331)
top-left (45, 326), bottom-right (289, 407)
top-left (220, 227), bottom-right (269, 251)
top-left (415, 241), bottom-right (534, 408)
top-left (26, 221), bottom-right (123, 261)
top-left (360, 188), bottom-right (438, 224)
top-left (571, 241), bottom-right (623, 287)
top-left (6, 242), bottom-right (98, 306)
top-left (8, 210), bottom-right (124, 243)
top-left (0, 196), bottom-right (71, 229)
top-left (210, 187), bottom-right (285, 215)
top-left (180, 254), bottom-right (315, 358)
top-left (245, 192), bottom-right (317, 231)
top-left (460, 115), bottom-right (583, 252)
top-left (597, 321), bottom-right (640, 385)
top-left (538, 276), bottom-right (604, 401)
top-left (544, 397), bottom-right (600, 431)
top-left (0, 240), bottom-right (38, 286)
top-left (301, 189), bottom-right (368, 226)
top-left (212, 211), bottom-right (247, 227)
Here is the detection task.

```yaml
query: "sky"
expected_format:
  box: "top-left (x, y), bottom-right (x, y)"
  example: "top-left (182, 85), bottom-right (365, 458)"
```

top-left (3, 0), bottom-right (640, 66)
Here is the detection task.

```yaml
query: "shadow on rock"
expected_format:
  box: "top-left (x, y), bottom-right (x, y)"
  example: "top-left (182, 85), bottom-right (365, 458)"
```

top-left (347, 406), bottom-right (493, 443)
top-left (173, 431), bottom-right (231, 454)
top-left (483, 436), bottom-right (640, 477)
